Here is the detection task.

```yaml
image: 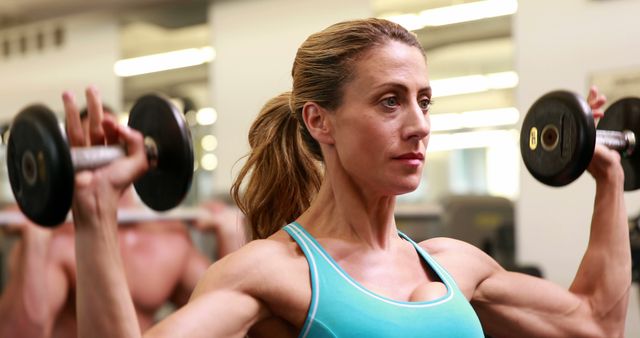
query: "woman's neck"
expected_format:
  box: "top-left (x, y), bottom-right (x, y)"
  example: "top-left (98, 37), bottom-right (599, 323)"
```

top-left (297, 172), bottom-right (398, 250)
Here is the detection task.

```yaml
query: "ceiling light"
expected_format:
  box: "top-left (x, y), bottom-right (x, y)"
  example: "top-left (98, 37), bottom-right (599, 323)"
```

top-left (114, 46), bottom-right (215, 77)
top-left (201, 135), bottom-right (218, 151)
top-left (196, 107), bottom-right (218, 125)
top-left (200, 153), bottom-right (218, 171)
top-left (430, 71), bottom-right (518, 97)
top-left (383, 0), bottom-right (517, 30)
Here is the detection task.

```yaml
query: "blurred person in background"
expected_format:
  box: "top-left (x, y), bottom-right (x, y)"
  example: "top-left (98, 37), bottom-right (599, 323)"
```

top-left (0, 96), bottom-right (247, 338)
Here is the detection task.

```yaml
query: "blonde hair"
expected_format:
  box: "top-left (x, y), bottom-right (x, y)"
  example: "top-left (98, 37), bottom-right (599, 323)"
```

top-left (231, 18), bottom-right (424, 239)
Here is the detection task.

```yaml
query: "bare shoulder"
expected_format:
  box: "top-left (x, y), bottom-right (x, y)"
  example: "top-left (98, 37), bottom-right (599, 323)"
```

top-left (191, 230), bottom-right (312, 329)
top-left (195, 230), bottom-right (302, 294)
top-left (418, 237), bottom-right (503, 297)
top-left (419, 237), bottom-right (485, 256)
top-left (418, 236), bottom-right (501, 269)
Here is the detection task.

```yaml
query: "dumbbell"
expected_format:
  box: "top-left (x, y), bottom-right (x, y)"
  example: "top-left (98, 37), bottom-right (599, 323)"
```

top-left (5, 94), bottom-right (195, 227)
top-left (520, 90), bottom-right (640, 190)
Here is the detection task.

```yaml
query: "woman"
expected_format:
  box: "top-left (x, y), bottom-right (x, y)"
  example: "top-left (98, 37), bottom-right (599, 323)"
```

top-left (66, 18), bottom-right (630, 337)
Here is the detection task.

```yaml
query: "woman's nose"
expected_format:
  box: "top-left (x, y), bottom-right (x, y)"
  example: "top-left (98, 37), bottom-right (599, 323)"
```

top-left (403, 103), bottom-right (430, 140)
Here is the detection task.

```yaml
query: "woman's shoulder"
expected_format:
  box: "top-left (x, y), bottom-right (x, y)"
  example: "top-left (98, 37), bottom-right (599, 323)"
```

top-left (417, 237), bottom-right (503, 290)
top-left (239, 229), bottom-right (302, 262)
top-left (198, 229), bottom-right (305, 290)
top-left (417, 237), bottom-right (501, 274)
top-left (418, 236), bottom-right (482, 255)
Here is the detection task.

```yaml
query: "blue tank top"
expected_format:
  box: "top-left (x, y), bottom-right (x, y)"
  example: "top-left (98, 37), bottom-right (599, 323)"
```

top-left (284, 222), bottom-right (484, 338)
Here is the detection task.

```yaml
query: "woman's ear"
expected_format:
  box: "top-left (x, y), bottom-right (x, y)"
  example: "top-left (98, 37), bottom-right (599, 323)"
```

top-left (302, 102), bottom-right (334, 145)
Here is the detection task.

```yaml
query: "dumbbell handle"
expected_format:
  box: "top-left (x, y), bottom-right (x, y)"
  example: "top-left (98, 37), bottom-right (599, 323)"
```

top-left (596, 129), bottom-right (636, 156)
top-left (70, 137), bottom-right (159, 171)
top-left (72, 146), bottom-right (126, 170)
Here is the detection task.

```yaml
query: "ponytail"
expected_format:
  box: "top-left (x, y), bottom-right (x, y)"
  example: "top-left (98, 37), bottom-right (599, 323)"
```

top-left (231, 92), bottom-right (322, 239)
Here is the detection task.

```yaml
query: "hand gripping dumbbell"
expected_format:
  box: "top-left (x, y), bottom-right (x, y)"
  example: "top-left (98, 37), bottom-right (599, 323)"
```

top-left (520, 90), bottom-right (640, 190)
top-left (6, 94), bottom-right (194, 227)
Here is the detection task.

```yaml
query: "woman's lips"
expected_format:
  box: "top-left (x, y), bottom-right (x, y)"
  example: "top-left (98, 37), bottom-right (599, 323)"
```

top-left (393, 152), bottom-right (424, 166)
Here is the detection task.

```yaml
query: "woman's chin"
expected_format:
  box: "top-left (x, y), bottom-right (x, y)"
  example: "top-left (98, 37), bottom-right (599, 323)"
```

top-left (390, 181), bottom-right (421, 196)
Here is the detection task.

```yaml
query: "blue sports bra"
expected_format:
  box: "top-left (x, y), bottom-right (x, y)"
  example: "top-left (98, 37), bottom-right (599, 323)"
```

top-left (284, 222), bottom-right (484, 338)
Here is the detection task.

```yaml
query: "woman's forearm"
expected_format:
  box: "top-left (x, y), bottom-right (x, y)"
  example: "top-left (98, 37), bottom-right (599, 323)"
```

top-left (74, 216), bottom-right (141, 338)
top-left (570, 177), bottom-right (631, 327)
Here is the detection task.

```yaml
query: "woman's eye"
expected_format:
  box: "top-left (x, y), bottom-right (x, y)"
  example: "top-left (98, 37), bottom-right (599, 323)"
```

top-left (419, 98), bottom-right (433, 111)
top-left (382, 97), bottom-right (398, 108)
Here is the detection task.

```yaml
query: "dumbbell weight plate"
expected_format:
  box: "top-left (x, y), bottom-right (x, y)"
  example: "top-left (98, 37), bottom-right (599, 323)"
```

top-left (597, 97), bottom-right (640, 191)
top-left (128, 94), bottom-right (194, 211)
top-left (6, 105), bottom-right (74, 227)
top-left (520, 90), bottom-right (596, 187)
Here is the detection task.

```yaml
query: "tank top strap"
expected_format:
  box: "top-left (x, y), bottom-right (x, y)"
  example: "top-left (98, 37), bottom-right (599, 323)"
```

top-left (397, 231), bottom-right (459, 288)
top-left (285, 222), bottom-right (459, 294)
top-left (283, 222), bottom-right (323, 338)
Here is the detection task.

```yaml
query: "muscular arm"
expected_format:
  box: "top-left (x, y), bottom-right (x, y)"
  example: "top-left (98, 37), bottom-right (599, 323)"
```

top-left (0, 233), bottom-right (69, 338)
top-left (76, 208), bottom-right (271, 338)
top-left (75, 208), bottom-right (141, 338)
top-left (439, 147), bottom-right (631, 338)
top-left (145, 242), bottom-right (271, 338)
top-left (569, 146), bottom-right (631, 325)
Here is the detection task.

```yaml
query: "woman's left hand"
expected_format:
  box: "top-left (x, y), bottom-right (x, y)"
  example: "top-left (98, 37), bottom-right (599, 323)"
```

top-left (587, 85), bottom-right (607, 121)
top-left (585, 86), bottom-right (624, 186)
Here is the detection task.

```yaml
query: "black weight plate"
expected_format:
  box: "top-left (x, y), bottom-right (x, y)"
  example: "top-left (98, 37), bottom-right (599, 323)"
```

top-left (6, 105), bottom-right (74, 226)
top-left (597, 97), bottom-right (640, 191)
top-left (128, 94), bottom-right (194, 211)
top-left (520, 90), bottom-right (595, 187)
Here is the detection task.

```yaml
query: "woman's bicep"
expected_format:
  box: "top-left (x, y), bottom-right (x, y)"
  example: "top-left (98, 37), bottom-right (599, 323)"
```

top-left (473, 270), bottom-right (603, 338)
top-left (425, 239), bottom-right (605, 337)
top-left (145, 288), bottom-right (267, 338)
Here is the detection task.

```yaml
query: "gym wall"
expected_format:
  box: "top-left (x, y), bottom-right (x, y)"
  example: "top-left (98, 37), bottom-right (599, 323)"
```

top-left (0, 12), bottom-right (121, 122)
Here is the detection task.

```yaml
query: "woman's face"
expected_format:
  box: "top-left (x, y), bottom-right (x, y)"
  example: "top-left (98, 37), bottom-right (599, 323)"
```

top-left (330, 40), bottom-right (431, 196)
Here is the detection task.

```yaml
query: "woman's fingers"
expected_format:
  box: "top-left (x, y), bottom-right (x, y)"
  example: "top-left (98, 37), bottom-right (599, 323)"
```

top-left (64, 86), bottom-right (149, 201)
top-left (86, 86), bottom-right (105, 146)
top-left (63, 91), bottom-right (86, 147)
top-left (587, 85), bottom-right (607, 120)
top-left (105, 123), bottom-right (149, 188)
top-left (102, 114), bottom-right (121, 145)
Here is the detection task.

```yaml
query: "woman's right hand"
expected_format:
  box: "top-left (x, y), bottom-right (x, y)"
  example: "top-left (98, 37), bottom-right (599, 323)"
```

top-left (62, 86), bottom-right (149, 229)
